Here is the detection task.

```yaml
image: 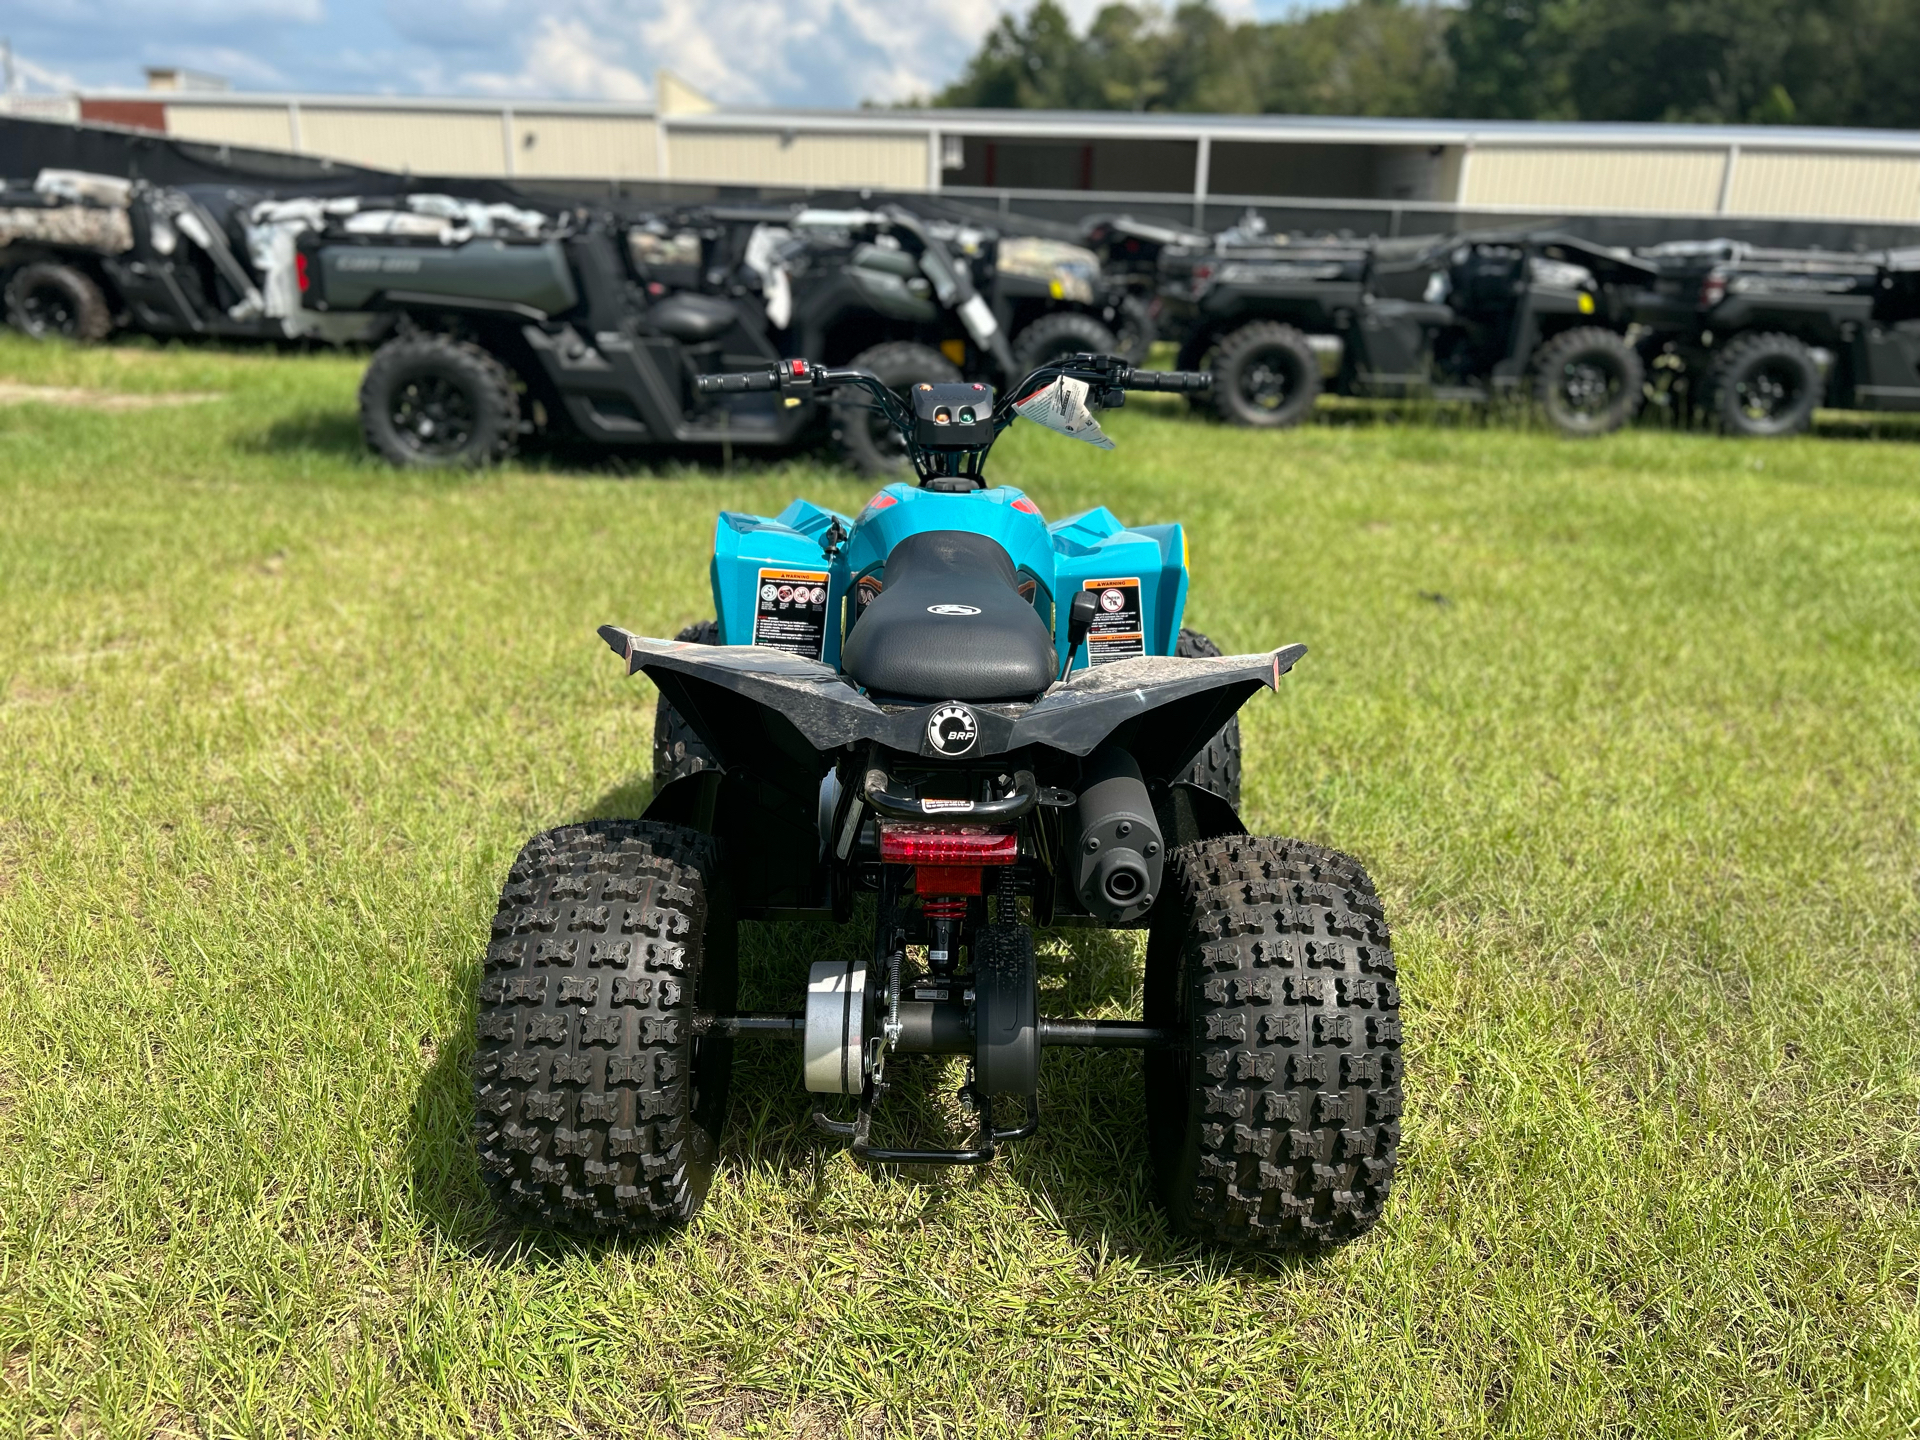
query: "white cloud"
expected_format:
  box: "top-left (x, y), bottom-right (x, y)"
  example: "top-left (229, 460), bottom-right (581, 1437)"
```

top-left (430, 0), bottom-right (1018, 108)
top-left (12, 0), bottom-right (1224, 107)
top-left (461, 15), bottom-right (649, 101)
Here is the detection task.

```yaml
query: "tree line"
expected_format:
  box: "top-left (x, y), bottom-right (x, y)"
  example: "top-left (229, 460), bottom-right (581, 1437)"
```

top-left (930, 0), bottom-right (1920, 129)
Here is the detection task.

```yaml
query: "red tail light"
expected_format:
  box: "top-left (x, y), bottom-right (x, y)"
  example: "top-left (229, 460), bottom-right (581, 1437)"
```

top-left (879, 823), bottom-right (1018, 866)
top-left (295, 252), bottom-right (310, 293)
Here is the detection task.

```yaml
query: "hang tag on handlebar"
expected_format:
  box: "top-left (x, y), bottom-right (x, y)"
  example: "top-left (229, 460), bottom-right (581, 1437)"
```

top-left (1012, 376), bottom-right (1114, 450)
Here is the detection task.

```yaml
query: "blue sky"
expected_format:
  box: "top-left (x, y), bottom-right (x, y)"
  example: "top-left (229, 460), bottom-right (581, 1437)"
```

top-left (5, 0), bottom-right (1306, 109)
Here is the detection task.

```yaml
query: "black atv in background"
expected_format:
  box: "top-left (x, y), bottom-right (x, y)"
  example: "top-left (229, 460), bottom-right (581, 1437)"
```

top-left (994, 232), bottom-right (1157, 370)
top-left (1632, 241), bottom-right (1920, 436)
top-left (1164, 223), bottom-right (1659, 437)
top-left (304, 201), bottom-right (1017, 473)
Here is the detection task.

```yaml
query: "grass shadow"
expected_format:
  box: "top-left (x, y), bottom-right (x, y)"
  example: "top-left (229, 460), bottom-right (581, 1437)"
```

top-left (245, 408), bottom-right (368, 459)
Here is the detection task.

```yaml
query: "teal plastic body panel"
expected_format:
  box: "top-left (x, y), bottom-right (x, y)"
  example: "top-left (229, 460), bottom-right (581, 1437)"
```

top-left (709, 484), bottom-right (1189, 678)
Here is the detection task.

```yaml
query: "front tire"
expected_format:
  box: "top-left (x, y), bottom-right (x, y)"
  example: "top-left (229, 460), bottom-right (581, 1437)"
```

top-left (360, 334), bottom-right (520, 468)
top-left (1145, 836), bottom-right (1401, 1247)
top-left (4, 262), bottom-right (112, 341)
top-left (1706, 331), bottom-right (1821, 438)
top-left (1012, 310), bottom-right (1121, 371)
top-left (831, 341), bottom-right (960, 477)
top-left (1531, 326), bottom-right (1645, 436)
top-left (473, 821), bottom-right (738, 1235)
top-left (1213, 321), bottom-right (1321, 428)
top-left (653, 620), bottom-right (721, 791)
top-left (1174, 628), bottom-right (1242, 809)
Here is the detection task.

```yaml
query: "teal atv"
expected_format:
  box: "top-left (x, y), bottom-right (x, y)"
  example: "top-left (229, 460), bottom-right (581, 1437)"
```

top-left (472, 354), bottom-right (1402, 1247)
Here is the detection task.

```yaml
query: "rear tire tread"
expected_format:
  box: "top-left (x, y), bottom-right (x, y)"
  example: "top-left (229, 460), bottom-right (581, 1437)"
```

top-left (1174, 627), bottom-right (1242, 808)
top-left (1146, 834), bottom-right (1401, 1247)
top-left (473, 820), bottom-right (737, 1235)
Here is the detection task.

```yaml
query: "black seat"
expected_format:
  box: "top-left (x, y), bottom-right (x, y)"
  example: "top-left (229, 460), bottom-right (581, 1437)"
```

top-left (648, 293), bottom-right (737, 343)
top-left (840, 531), bottom-right (1058, 702)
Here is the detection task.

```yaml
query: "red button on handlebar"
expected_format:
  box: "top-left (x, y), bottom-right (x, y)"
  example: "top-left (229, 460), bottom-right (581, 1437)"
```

top-left (790, 359), bottom-right (808, 376)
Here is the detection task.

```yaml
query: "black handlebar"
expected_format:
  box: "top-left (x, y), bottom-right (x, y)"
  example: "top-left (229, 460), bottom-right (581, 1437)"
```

top-left (695, 356), bottom-right (1211, 401)
top-left (1126, 369), bottom-right (1213, 394)
top-left (695, 370), bottom-right (777, 394)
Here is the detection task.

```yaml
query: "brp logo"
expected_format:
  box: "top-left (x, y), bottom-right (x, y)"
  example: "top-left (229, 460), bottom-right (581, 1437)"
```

top-left (926, 703), bottom-right (979, 756)
top-left (927, 604), bottom-right (981, 616)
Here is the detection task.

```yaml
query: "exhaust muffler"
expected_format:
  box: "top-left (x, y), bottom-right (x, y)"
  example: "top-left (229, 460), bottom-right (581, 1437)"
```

top-left (1064, 747), bottom-right (1164, 923)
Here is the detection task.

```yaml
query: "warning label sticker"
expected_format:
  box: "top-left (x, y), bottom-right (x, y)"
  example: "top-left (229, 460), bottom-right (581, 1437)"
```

top-left (1082, 576), bottom-right (1144, 665)
top-left (753, 568), bottom-right (830, 659)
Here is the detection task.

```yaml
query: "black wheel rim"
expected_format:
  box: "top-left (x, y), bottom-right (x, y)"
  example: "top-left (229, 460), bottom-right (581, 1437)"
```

top-left (390, 375), bottom-right (477, 456)
top-left (1560, 358), bottom-right (1620, 416)
top-left (1239, 349), bottom-right (1299, 412)
top-left (19, 284), bottom-right (77, 337)
top-left (1734, 361), bottom-right (1802, 422)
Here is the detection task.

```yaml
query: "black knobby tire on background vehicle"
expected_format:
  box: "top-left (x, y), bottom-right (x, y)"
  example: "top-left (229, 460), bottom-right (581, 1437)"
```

top-left (1531, 326), bottom-right (1646, 437)
top-left (831, 341), bottom-right (961, 476)
top-left (1212, 321), bottom-right (1322, 429)
top-left (1174, 628), bottom-right (1242, 809)
top-left (360, 334), bottom-right (521, 468)
top-left (4, 262), bottom-right (112, 342)
top-left (1110, 295), bottom-right (1158, 366)
top-left (473, 820), bottom-right (738, 1234)
top-left (1012, 311), bottom-right (1122, 373)
top-left (653, 620), bottom-right (721, 792)
top-left (1705, 331), bottom-right (1822, 438)
top-left (1144, 836), bottom-right (1401, 1246)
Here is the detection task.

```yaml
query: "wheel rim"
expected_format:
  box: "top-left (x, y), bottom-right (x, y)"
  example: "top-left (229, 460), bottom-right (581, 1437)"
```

top-left (390, 375), bottom-right (477, 456)
top-left (1559, 357), bottom-right (1620, 416)
top-left (1733, 361), bottom-right (1802, 422)
top-left (18, 284), bottom-right (76, 337)
top-left (1239, 349), bottom-right (1299, 413)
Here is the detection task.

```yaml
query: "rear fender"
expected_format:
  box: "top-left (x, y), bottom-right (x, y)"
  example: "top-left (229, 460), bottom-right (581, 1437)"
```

top-left (601, 625), bottom-right (1305, 783)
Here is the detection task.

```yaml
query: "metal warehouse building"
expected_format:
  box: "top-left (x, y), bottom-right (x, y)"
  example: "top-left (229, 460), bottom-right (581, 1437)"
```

top-left (24, 74), bottom-right (1920, 241)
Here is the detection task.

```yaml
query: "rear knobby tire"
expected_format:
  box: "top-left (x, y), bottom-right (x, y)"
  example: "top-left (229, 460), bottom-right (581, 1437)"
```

top-left (1012, 311), bottom-right (1121, 371)
top-left (1174, 628), bottom-right (1242, 809)
top-left (831, 341), bottom-right (960, 477)
top-left (1705, 331), bottom-right (1821, 438)
top-left (473, 821), bottom-right (738, 1234)
top-left (360, 334), bottom-right (521, 468)
top-left (4, 262), bottom-right (112, 341)
top-left (1531, 326), bottom-right (1645, 436)
top-left (1145, 836), bottom-right (1402, 1246)
top-left (653, 620), bottom-right (721, 790)
top-left (1213, 321), bottom-right (1321, 429)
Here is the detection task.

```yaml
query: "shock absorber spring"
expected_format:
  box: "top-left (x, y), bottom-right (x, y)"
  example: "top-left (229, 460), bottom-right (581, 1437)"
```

top-left (922, 895), bottom-right (967, 978)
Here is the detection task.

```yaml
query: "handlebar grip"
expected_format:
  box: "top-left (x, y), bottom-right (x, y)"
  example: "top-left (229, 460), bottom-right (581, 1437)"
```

top-left (1127, 369), bottom-right (1213, 394)
top-left (695, 368), bottom-right (778, 394)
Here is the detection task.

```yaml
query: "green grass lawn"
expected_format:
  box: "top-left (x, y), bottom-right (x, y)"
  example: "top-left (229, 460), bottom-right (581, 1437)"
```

top-left (0, 333), bottom-right (1916, 1437)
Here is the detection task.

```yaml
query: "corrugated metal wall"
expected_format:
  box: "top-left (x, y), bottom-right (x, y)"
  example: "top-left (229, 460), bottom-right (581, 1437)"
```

top-left (667, 129), bottom-right (928, 189)
top-left (511, 113), bottom-right (659, 179)
top-left (127, 98), bottom-right (1920, 224)
top-left (1464, 146), bottom-right (1727, 213)
top-left (298, 108), bottom-right (506, 176)
top-left (1727, 150), bottom-right (1920, 221)
top-left (166, 102), bottom-right (295, 153)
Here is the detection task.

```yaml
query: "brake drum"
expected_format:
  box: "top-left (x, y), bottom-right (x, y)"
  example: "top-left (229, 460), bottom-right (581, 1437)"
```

top-left (803, 957), bottom-right (870, 1094)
